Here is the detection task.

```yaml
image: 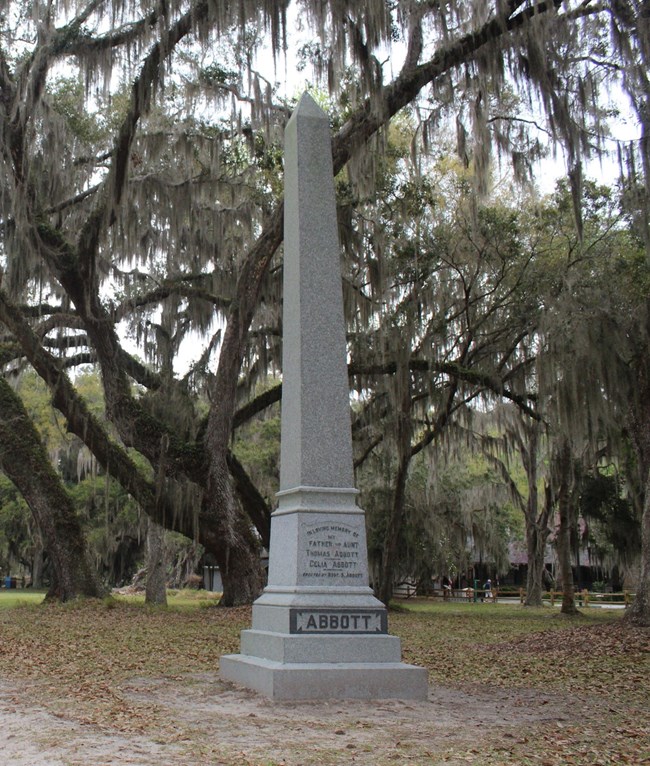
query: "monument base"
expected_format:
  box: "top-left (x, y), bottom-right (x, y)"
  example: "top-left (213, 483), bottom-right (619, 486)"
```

top-left (220, 651), bottom-right (428, 701)
top-left (220, 627), bottom-right (428, 701)
top-left (218, 488), bottom-right (429, 701)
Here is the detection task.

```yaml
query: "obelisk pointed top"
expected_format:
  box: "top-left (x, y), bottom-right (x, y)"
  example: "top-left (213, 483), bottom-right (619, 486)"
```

top-left (292, 91), bottom-right (327, 120)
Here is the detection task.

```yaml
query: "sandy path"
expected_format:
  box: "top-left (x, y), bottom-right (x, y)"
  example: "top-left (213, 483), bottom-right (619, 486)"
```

top-left (0, 673), bottom-right (580, 765)
top-left (0, 680), bottom-right (186, 765)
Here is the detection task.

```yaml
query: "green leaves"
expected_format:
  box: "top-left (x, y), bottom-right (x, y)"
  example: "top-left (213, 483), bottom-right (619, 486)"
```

top-left (49, 77), bottom-right (106, 146)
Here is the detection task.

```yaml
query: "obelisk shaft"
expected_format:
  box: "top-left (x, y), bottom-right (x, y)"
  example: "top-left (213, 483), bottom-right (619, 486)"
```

top-left (280, 93), bottom-right (354, 492)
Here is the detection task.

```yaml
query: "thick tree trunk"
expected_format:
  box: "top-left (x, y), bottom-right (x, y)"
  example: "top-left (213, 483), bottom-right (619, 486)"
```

top-left (377, 359), bottom-right (412, 607)
top-left (626, 331), bottom-right (650, 625)
top-left (217, 536), bottom-right (264, 607)
top-left (0, 378), bottom-right (102, 601)
top-left (31, 530), bottom-right (45, 589)
top-left (227, 451), bottom-right (272, 549)
top-left (204, 456), bottom-right (264, 607)
top-left (555, 442), bottom-right (579, 615)
top-left (377, 455), bottom-right (410, 606)
top-left (626, 467), bottom-right (650, 626)
top-left (525, 523), bottom-right (549, 607)
top-left (145, 517), bottom-right (167, 606)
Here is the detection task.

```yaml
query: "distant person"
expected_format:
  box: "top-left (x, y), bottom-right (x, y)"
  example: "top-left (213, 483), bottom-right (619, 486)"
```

top-left (442, 575), bottom-right (452, 600)
top-left (483, 578), bottom-right (492, 601)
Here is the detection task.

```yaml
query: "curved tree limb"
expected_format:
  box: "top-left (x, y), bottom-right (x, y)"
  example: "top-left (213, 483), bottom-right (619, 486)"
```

top-left (0, 287), bottom-right (207, 537)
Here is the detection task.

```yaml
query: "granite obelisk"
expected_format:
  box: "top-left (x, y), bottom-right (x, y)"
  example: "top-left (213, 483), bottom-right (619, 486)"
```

top-left (219, 93), bottom-right (428, 701)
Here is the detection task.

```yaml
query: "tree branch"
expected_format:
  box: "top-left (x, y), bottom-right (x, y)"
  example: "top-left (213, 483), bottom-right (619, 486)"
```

top-left (111, 282), bottom-right (230, 323)
top-left (77, 0), bottom-right (212, 268)
top-left (205, 0), bottom-right (567, 472)
top-left (0, 289), bottom-right (166, 522)
top-left (349, 358), bottom-right (540, 420)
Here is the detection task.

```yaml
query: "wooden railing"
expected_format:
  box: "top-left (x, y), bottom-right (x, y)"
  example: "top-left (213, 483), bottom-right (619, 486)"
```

top-left (516, 588), bottom-right (635, 607)
top-left (398, 587), bottom-right (636, 607)
top-left (429, 587), bottom-right (495, 603)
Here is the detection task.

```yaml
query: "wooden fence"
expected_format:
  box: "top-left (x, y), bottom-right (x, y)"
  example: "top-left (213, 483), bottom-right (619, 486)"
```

top-left (428, 587), bottom-right (494, 602)
top-left (537, 589), bottom-right (635, 607)
top-left (395, 586), bottom-right (636, 607)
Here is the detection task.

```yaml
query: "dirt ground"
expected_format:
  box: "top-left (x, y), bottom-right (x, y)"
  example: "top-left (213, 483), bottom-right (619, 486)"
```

top-left (0, 673), bottom-right (583, 766)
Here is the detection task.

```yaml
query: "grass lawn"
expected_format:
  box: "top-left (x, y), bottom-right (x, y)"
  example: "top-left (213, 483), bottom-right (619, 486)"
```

top-left (0, 594), bottom-right (647, 765)
top-left (0, 589), bottom-right (46, 608)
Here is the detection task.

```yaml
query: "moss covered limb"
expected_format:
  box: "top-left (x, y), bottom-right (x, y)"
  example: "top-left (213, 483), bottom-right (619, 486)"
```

top-left (0, 376), bottom-right (102, 600)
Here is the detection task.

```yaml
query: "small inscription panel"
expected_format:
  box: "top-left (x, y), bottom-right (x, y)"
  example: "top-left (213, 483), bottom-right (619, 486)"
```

top-left (300, 521), bottom-right (365, 583)
top-left (289, 608), bottom-right (387, 634)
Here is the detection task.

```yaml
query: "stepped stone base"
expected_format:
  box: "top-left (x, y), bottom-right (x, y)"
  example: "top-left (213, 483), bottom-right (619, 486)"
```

top-left (239, 629), bottom-right (403, 664)
top-left (220, 652), bottom-right (428, 701)
top-left (220, 613), bottom-right (428, 701)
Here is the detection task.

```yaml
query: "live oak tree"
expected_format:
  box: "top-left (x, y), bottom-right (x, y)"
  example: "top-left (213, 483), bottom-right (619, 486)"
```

top-left (1, 0), bottom-right (649, 607)
top-left (144, 517), bottom-right (168, 606)
top-left (345, 153), bottom-right (544, 603)
top-left (476, 179), bottom-right (649, 620)
top-left (530, 181), bottom-right (650, 623)
top-left (386, 178), bottom-right (648, 613)
top-left (362, 439), bottom-right (515, 596)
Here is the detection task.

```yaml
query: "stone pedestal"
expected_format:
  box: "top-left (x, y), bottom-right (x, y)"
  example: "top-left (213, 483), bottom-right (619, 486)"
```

top-left (219, 94), bottom-right (428, 701)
